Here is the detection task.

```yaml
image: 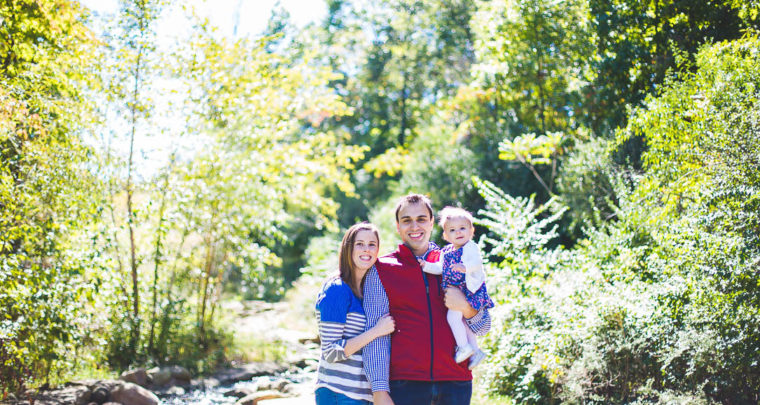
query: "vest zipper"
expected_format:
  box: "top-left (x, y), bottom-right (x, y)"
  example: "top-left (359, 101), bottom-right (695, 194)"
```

top-left (421, 271), bottom-right (434, 380)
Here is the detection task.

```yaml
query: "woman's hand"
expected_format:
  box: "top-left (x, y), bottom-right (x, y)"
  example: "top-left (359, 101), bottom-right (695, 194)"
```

top-left (372, 314), bottom-right (395, 337)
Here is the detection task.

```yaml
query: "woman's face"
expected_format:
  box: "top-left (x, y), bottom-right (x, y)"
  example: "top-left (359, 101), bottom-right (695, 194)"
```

top-left (351, 230), bottom-right (379, 272)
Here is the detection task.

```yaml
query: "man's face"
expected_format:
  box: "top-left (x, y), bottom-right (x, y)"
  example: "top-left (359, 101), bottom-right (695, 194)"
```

top-left (396, 202), bottom-right (434, 256)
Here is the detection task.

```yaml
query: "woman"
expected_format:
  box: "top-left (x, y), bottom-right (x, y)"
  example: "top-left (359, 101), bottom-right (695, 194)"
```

top-left (315, 222), bottom-right (395, 404)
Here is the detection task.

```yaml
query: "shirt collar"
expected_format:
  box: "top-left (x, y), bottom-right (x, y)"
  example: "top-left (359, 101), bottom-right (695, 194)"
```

top-left (414, 241), bottom-right (439, 261)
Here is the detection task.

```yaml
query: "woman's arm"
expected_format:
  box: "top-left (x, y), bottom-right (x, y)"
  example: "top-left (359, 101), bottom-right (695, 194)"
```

top-left (344, 314), bottom-right (394, 356)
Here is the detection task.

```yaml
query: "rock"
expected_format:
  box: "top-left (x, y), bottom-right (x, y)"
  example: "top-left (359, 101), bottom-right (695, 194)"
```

top-left (297, 335), bottom-right (319, 345)
top-left (75, 389), bottom-right (92, 405)
top-left (258, 395), bottom-right (315, 405)
top-left (66, 379), bottom-right (100, 388)
top-left (21, 385), bottom-right (90, 405)
top-left (168, 365), bottom-right (191, 382)
top-left (165, 386), bottom-right (185, 396)
top-left (198, 377), bottom-right (221, 389)
top-left (120, 368), bottom-right (148, 387)
top-left (102, 402), bottom-right (121, 405)
top-left (256, 378), bottom-right (291, 392)
top-left (223, 387), bottom-right (255, 398)
top-left (91, 385), bottom-right (110, 404)
top-left (146, 367), bottom-right (171, 387)
top-left (109, 382), bottom-right (159, 405)
top-left (235, 391), bottom-right (286, 405)
top-left (211, 362), bottom-right (286, 385)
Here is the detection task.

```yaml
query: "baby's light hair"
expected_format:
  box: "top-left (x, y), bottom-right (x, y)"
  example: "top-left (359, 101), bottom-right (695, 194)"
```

top-left (438, 206), bottom-right (474, 228)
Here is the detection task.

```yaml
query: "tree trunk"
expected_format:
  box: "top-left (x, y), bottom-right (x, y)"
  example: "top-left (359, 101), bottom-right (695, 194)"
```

top-left (398, 69), bottom-right (409, 145)
top-left (126, 39), bottom-right (144, 354)
top-left (148, 159), bottom-right (173, 357)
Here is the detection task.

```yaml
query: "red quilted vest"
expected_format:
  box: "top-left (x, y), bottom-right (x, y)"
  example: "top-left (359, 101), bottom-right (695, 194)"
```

top-left (375, 244), bottom-right (472, 381)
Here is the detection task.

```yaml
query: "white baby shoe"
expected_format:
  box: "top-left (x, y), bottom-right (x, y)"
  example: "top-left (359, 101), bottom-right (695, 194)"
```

top-left (468, 348), bottom-right (486, 370)
top-left (454, 343), bottom-right (475, 363)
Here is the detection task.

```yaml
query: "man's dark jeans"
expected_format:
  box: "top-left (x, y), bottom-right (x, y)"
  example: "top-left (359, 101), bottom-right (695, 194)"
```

top-left (389, 380), bottom-right (472, 405)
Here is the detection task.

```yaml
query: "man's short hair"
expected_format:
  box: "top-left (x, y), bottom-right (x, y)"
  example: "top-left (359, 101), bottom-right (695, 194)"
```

top-left (394, 194), bottom-right (434, 222)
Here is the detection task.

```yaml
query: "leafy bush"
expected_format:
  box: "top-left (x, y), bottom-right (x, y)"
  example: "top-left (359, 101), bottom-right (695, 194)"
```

top-left (479, 34), bottom-right (760, 404)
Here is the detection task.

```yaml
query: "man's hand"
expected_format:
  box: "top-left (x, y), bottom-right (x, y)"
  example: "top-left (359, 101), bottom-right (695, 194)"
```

top-left (444, 287), bottom-right (477, 318)
top-left (373, 391), bottom-right (395, 405)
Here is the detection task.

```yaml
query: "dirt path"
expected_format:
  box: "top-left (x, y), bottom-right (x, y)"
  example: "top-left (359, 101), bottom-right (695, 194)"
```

top-left (222, 294), bottom-right (320, 404)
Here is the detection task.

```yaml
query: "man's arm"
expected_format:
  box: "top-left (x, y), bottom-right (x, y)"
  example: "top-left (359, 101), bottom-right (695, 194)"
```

top-left (444, 287), bottom-right (491, 336)
top-left (362, 267), bottom-right (391, 393)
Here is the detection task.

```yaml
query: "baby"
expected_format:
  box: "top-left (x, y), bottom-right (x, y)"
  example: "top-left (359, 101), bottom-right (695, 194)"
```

top-left (421, 207), bottom-right (493, 369)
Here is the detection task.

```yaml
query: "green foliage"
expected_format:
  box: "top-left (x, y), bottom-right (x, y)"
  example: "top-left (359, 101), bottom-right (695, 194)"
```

top-left (479, 35), bottom-right (760, 404)
top-left (5, 0), bottom-right (760, 399)
top-left (588, 0), bottom-right (757, 135)
top-left (0, 0), bottom-right (102, 394)
top-left (471, 0), bottom-right (593, 136)
top-left (312, 0), bottom-right (480, 210)
top-left (555, 136), bottom-right (619, 236)
top-left (397, 119), bottom-right (479, 208)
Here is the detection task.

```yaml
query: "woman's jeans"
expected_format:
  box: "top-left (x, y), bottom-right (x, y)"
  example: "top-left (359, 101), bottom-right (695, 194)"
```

top-left (389, 380), bottom-right (472, 405)
top-left (315, 387), bottom-right (371, 405)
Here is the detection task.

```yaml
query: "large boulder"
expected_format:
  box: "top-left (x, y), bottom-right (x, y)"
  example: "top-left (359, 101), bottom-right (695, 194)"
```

top-left (90, 385), bottom-right (110, 404)
top-left (109, 382), bottom-right (159, 405)
top-left (167, 365), bottom-right (191, 382)
top-left (146, 367), bottom-right (171, 387)
top-left (119, 369), bottom-right (148, 387)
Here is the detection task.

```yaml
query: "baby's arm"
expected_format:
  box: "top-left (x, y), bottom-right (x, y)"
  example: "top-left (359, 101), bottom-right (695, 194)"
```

top-left (461, 241), bottom-right (485, 292)
top-left (420, 258), bottom-right (443, 275)
top-left (419, 250), bottom-right (443, 275)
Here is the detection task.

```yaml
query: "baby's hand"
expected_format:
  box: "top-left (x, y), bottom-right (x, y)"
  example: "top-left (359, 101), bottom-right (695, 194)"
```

top-left (452, 263), bottom-right (466, 273)
top-left (418, 259), bottom-right (426, 268)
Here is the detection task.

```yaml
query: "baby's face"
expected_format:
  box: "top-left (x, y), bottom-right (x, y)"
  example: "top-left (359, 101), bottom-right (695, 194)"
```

top-left (442, 217), bottom-right (474, 248)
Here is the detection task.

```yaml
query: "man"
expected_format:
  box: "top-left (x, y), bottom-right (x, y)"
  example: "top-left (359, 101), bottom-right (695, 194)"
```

top-left (363, 194), bottom-right (491, 405)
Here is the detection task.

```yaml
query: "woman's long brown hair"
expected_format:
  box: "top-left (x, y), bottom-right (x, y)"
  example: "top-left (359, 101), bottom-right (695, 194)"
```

top-left (339, 222), bottom-right (380, 298)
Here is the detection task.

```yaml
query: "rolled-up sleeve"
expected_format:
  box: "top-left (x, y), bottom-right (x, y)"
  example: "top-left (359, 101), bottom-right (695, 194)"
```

top-left (465, 307), bottom-right (491, 337)
top-left (362, 266), bottom-right (390, 393)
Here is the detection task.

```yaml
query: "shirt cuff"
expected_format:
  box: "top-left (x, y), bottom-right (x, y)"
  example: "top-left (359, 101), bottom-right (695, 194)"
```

top-left (371, 380), bottom-right (390, 393)
top-left (465, 309), bottom-right (484, 325)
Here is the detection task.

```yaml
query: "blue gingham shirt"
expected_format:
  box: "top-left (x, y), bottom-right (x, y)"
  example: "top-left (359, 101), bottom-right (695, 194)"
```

top-left (362, 243), bottom-right (492, 393)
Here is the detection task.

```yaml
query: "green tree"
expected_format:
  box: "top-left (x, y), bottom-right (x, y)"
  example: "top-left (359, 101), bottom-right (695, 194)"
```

top-left (165, 24), bottom-right (366, 349)
top-left (0, 0), bottom-right (101, 394)
top-left (313, 0), bottom-right (479, 217)
top-left (588, 0), bottom-right (758, 137)
top-left (98, 0), bottom-right (164, 366)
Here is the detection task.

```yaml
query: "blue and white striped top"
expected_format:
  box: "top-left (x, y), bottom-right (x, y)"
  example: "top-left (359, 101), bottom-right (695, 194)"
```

top-left (315, 275), bottom-right (372, 402)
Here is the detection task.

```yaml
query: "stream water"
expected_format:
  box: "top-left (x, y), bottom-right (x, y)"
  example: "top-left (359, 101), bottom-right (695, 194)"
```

top-left (160, 367), bottom-right (316, 404)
